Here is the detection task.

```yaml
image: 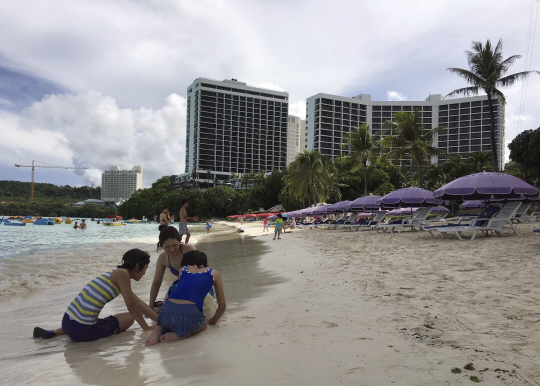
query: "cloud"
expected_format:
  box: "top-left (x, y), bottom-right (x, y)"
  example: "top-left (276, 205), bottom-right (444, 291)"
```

top-left (386, 91), bottom-right (407, 101)
top-left (289, 100), bottom-right (306, 120)
top-left (0, 0), bottom-right (538, 183)
top-left (16, 92), bottom-right (187, 187)
top-left (255, 83), bottom-right (286, 92)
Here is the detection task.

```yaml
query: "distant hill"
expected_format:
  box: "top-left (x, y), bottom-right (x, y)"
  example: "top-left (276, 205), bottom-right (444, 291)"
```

top-left (0, 180), bottom-right (101, 203)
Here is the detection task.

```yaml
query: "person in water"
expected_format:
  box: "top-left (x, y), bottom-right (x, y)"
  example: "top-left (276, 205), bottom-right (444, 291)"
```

top-left (145, 250), bottom-right (225, 345)
top-left (159, 206), bottom-right (172, 229)
top-left (179, 199), bottom-right (198, 244)
top-left (149, 226), bottom-right (197, 312)
top-left (206, 221), bottom-right (212, 234)
top-left (73, 221), bottom-right (80, 229)
top-left (33, 249), bottom-right (157, 342)
top-left (80, 220), bottom-right (87, 229)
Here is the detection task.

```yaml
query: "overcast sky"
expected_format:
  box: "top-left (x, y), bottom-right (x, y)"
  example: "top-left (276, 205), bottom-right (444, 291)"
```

top-left (1, 0), bottom-right (538, 188)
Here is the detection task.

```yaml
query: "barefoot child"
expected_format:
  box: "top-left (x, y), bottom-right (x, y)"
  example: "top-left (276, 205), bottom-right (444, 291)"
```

top-left (273, 214), bottom-right (284, 240)
top-left (33, 249), bottom-right (157, 342)
top-left (145, 250), bottom-right (226, 345)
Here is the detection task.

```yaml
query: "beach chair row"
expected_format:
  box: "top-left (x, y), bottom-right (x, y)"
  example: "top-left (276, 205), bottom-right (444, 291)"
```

top-left (296, 201), bottom-right (533, 240)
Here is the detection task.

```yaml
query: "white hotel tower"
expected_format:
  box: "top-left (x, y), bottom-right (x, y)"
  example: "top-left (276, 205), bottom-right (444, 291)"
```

top-left (304, 93), bottom-right (504, 170)
top-left (176, 78), bottom-right (289, 186)
top-left (101, 165), bottom-right (143, 203)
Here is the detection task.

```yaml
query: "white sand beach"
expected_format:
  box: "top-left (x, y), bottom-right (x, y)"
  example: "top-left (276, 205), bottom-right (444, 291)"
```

top-left (1, 219), bottom-right (539, 385)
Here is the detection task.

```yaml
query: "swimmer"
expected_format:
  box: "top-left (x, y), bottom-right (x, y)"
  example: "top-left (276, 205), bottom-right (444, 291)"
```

top-left (80, 220), bottom-right (87, 229)
top-left (73, 221), bottom-right (80, 229)
top-left (33, 249), bottom-right (157, 342)
top-left (145, 250), bottom-right (225, 346)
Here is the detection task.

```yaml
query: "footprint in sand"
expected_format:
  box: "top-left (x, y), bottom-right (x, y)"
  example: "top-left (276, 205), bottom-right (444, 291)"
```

top-left (322, 321), bottom-right (338, 328)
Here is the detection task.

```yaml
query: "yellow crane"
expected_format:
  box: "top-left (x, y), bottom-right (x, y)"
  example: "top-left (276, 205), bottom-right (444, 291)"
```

top-left (15, 160), bottom-right (90, 202)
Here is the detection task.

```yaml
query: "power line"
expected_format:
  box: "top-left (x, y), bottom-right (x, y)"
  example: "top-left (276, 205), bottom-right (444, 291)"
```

top-left (516, 0), bottom-right (539, 133)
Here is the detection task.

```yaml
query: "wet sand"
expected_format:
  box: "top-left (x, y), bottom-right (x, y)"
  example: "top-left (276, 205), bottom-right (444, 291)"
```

top-left (0, 231), bottom-right (285, 385)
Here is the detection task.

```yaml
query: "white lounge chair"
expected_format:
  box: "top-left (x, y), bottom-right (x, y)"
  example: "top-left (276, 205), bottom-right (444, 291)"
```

top-left (511, 202), bottom-right (532, 223)
top-left (425, 213), bottom-right (449, 224)
top-left (429, 202), bottom-right (521, 240)
top-left (470, 201), bottom-right (522, 240)
top-left (347, 211), bottom-right (387, 232)
top-left (334, 213), bottom-right (359, 230)
top-left (376, 207), bottom-right (433, 233)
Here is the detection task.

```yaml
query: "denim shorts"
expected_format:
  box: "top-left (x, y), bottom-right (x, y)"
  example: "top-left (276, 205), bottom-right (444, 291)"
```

top-left (62, 313), bottom-right (120, 342)
top-left (157, 301), bottom-right (206, 337)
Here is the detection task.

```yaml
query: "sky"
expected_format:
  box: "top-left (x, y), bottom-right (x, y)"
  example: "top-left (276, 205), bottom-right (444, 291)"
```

top-left (0, 0), bottom-right (539, 189)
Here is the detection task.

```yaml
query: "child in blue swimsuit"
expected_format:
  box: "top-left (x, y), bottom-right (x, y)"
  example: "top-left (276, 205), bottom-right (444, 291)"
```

top-left (145, 250), bottom-right (226, 345)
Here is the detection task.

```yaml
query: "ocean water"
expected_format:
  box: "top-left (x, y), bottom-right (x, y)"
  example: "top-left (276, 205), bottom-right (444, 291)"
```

top-left (0, 219), bottom-right (220, 297)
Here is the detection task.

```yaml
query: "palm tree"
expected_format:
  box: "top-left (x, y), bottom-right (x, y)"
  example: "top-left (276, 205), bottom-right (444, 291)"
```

top-left (379, 109), bottom-right (445, 188)
top-left (341, 123), bottom-right (374, 196)
top-left (284, 150), bottom-right (340, 206)
top-left (466, 150), bottom-right (492, 173)
top-left (447, 38), bottom-right (539, 172)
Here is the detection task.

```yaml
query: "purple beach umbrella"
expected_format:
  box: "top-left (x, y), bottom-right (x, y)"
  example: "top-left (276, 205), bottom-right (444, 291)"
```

top-left (321, 202), bottom-right (342, 214)
top-left (311, 205), bottom-right (331, 215)
top-left (377, 187), bottom-right (442, 208)
top-left (433, 172), bottom-right (539, 200)
top-left (459, 200), bottom-right (486, 209)
top-left (350, 195), bottom-right (382, 211)
top-left (334, 200), bottom-right (353, 212)
top-left (430, 205), bottom-right (450, 213)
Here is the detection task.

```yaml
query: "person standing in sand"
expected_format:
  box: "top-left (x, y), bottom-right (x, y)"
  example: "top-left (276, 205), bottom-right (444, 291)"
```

top-left (179, 199), bottom-right (198, 244)
top-left (263, 216), bottom-right (269, 232)
top-left (33, 249), bottom-right (157, 342)
top-left (273, 214), bottom-right (284, 240)
top-left (145, 250), bottom-right (225, 346)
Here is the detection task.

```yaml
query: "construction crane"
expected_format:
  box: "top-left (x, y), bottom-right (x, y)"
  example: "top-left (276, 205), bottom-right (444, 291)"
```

top-left (15, 160), bottom-right (90, 202)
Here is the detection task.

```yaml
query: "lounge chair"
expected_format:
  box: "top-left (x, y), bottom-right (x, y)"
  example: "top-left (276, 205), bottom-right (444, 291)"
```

top-left (425, 213), bottom-right (449, 224)
top-left (470, 201), bottom-right (522, 240)
top-left (334, 213), bottom-right (359, 230)
top-left (426, 204), bottom-right (502, 238)
top-left (429, 202), bottom-right (521, 240)
top-left (511, 202), bottom-right (532, 223)
top-left (325, 213), bottom-right (345, 229)
top-left (347, 211), bottom-right (387, 231)
top-left (376, 207), bottom-right (433, 233)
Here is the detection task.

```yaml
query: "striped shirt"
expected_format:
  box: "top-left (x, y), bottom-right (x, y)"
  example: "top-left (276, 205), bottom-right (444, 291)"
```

top-left (66, 270), bottom-right (121, 325)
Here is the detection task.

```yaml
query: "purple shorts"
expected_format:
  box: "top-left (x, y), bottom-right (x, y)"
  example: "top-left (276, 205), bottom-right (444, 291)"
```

top-left (62, 313), bottom-right (120, 342)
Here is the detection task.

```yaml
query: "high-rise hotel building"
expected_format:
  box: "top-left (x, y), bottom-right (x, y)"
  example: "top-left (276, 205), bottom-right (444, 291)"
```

top-left (177, 78), bottom-right (289, 185)
top-left (101, 165), bottom-right (143, 203)
top-left (287, 115), bottom-right (306, 164)
top-left (305, 93), bottom-right (504, 170)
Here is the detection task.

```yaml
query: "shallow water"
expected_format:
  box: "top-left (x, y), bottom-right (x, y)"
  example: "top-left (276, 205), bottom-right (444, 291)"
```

top-left (0, 220), bottom-right (234, 297)
top-left (0, 228), bottom-right (285, 385)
